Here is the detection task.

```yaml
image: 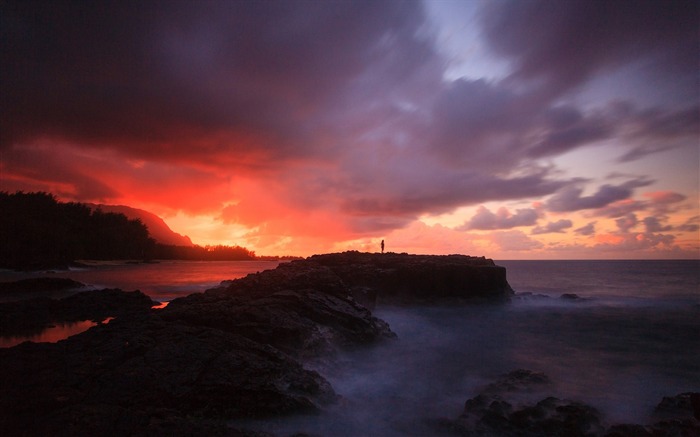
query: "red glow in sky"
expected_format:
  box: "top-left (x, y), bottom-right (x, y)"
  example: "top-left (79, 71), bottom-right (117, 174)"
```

top-left (1, 0), bottom-right (698, 258)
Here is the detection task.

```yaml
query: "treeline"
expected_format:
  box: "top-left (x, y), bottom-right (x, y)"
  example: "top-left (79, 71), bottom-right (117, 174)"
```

top-left (0, 192), bottom-right (255, 269)
top-left (151, 244), bottom-right (256, 261)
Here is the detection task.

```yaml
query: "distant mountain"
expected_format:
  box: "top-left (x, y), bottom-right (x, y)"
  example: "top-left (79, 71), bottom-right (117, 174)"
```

top-left (87, 204), bottom-right (193, 247)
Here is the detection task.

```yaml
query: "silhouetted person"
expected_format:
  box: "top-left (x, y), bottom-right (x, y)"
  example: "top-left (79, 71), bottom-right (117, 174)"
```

top-left (381, 239), bottom-right (385, 254)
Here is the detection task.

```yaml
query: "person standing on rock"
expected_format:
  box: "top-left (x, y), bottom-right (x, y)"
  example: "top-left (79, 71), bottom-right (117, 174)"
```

top-left (381, 239), bottom-right (385, 254)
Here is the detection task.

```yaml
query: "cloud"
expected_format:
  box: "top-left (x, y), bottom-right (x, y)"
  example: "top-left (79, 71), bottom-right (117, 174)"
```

top-left (676, 216), bottom-right (700, 233)
top-left (1, 1), bottom-right (697, 256)
top-left (592, 199), bottom-right (647, 218)
top-left (643, 191), bottom-right (688, 212)
top-left (574, 222), bottom-right (596, 236)
top-left (480, 0), bottom-right (698, 100)
top-left (615, 213), bottom-right (639, 233)
top-left (461, 206), bottom-right (540, 230)
top-left (526, 106), bottom-right (613, 158)
top-left (489, 230), bottom-right (544, 252)
top-left (642, 216), bottom-right (672, 233)
top-left (0, 0), bottom-right (438, 162)
top-left (546, 179), bottom-right (653, 212)
top-left (594, 232), bottom-right (676, 253)
top-left (591, 190), bottom-right (688, 218)
top-left (531, 219), bottom-right (573, 235)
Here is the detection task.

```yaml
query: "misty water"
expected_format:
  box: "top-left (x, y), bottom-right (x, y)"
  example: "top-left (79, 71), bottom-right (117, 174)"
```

top-left (1, 259), bottom-right (698, 433)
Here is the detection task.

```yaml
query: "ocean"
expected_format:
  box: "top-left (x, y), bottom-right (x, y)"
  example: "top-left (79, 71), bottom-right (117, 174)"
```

top-left (1, 259), bottom-right (698, 433)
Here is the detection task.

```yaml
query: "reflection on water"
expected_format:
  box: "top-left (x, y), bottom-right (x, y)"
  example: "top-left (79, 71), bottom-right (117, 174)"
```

top-left (0, 317), bottom-right (113, 348)
top-left (0, 260), bottom-right (281, 302)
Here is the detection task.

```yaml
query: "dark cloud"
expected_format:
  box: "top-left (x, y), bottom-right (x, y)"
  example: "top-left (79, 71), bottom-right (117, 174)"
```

top-left (642, 216), bottom-right (672, 233)
top-left (481, 0), bottom-right (698, 100)
top-left (0, 0), bottom-right (436, 161)
top-left (615, 213), bottom-right (638, 233)
top-left (531, 219), bottom-right (573, 235)
top-left (430, 79), bottom-right (530, 168)
top-left (676, 216), bottom-right (700, 233)
top-left (0, 145), bottom-right (119, 200)
top-left (591, 190), bottom-right (689, 219)
top-left (615, 105), bottom-right (700, 162)
top-left (339, 169), bottom-right (566, 224)
top-left (574, 222), bottom-right (596, 236)
top-left (593, 200), bottom-right (646, 219)
top-left (546, 178), bottom-right (653, 213)
top-left (1, 0), bottom-right (697, 250)
top-left (461, 206), bottom-right (539, 230)
top-left (526, 106), bottom-right (613, 158)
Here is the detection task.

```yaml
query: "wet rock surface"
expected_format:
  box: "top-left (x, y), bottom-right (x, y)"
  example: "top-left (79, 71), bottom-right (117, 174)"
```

top-left (0, 316), bottom-right (334, 436)
top-left (430, 369), bottom-right (700, 437)
top-left (0, 277), bottom-right (86, 294)
top-left (308, 251), bottom-right (514, 306)
top-left (0, 288), bottom-right (157, 337)
top-left (162, 256), bottom-right (397, 360)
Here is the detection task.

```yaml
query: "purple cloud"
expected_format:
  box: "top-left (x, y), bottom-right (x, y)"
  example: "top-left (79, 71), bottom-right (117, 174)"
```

top-left (574, 222), bottom-right (596, 236)
top-left (0, 0), bottom-right (696, 249)
top-left (481, 0), bottom-right (698, 100)
top-left (490, 230), bottom-right (544, 251)
top-left (461, 206), bottom-right (540, 230)
top-left (642, 216), bottom-right (672, 233)
top-left (546, 179), bottom-right (653, 213)
top-left (531, 219), bottom-right (573, 235)
top-left (526, 106), bottom-right (613, 158)
top-left (615, 213), bottom-right (639, 233)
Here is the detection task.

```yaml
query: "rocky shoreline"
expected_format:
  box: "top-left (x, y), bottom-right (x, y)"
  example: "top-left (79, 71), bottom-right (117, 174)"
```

top-left (0, 252), bottom-right (697, 436)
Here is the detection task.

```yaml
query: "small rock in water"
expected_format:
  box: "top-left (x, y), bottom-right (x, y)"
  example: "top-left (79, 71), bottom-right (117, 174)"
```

top-left (561, 293), bottom-right (581, 300)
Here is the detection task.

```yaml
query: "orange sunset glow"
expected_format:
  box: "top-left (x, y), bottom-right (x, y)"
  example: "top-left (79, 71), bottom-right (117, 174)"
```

top-left (1, 0), bottom-right (698, 259)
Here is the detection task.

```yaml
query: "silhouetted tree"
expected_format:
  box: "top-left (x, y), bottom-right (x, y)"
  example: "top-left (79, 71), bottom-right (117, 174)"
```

top-left (0, 192), bottom-right (156, 269)
top-left (1, 191), bottom-right (258, 269)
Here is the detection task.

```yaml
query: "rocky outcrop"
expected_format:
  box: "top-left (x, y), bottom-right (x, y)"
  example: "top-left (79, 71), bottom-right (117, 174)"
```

top-left (0, 277), bottom-right (86, 294)
top-left (310, 252), bottom-right (513, 305)
top-left (211, 251), bottom-right (512, 309)
top-left (0, 316), bottom-right (335, 436)
top-left (162, 288), bottom-right (393, 360)
top-left (0, 288), bottom-right (156, 337)
top-left (431, 369), bottom-right (700, 437)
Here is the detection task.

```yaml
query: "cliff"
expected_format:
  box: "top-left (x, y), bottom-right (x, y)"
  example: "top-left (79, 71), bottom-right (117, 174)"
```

top-left (87, 203), bottom-right (194, 246)
top-left (307, 251), bottom-right (514, 306)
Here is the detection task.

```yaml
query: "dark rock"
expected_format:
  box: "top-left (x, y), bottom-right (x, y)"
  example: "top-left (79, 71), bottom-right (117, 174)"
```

top-left (441, 370), bottom-right (605, 437)
top-left (309, 251), bottom-right (513, 305)
top-left (655, 392), bottom-right (700, 421)
top-left (0, 277), bottom-right (86, 294)
top-left (441, 372), bottom-right (700, 437)
top-left (561, 293), bottom-right (581, 300)
top-left (482, 369), bottom-right (551, 394)
top-left (605, 424), bottom-right (653, 437)
top-left (649, 419), bottom-right (700, 436)
top-left (0, 316), bottom-right (336, 435)
top-left (460, 394), bottom-right (604, 437)
top-left (162, 272), bottom-right (395, 359)
top-left (0, 289), bottom-right (157, 336)
top-left (646, 392), bottom-right (700, 436)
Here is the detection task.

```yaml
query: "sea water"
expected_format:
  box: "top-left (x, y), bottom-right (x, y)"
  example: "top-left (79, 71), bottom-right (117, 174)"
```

top-left (0, 259), bottom-right (281, 302)
top-left (1, 259), bottom-right (699, 433)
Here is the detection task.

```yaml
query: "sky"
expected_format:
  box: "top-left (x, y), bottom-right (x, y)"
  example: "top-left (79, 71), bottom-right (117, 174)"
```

top-left (1, 0), bottom-right (698, 259)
